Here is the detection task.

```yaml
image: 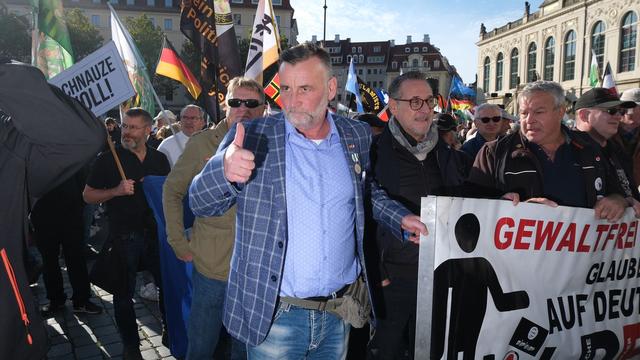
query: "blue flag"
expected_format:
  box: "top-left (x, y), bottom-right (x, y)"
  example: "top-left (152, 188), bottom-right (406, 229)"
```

top-left (449, 74), bottom-right (476, 98)
top-left (346, 58), bottom-right (364, 113)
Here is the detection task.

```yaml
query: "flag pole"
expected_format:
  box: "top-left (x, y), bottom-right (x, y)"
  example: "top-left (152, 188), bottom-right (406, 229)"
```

top-left (323, 0), bottom-right (327, 46)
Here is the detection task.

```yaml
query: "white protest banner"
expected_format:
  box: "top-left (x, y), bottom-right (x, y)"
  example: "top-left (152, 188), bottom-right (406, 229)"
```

top-left (49, 41), bottom-right (135, 117)
top-left (416, 196), bottom-right (640, 359)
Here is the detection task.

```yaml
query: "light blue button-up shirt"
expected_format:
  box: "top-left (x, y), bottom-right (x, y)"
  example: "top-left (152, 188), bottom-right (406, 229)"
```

top-left (280, 113), bottom-right (359, 298)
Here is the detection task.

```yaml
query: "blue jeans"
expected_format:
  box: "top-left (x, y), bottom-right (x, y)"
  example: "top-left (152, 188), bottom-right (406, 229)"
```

top-left (248, 302), bottom-right (350, 359)
top-left (187, 268), bottom-right (245, 360)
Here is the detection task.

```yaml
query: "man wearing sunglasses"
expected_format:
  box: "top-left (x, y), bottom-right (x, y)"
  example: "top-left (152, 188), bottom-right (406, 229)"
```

top-left (462, 103), bottom-right (503, 160)
top-left (158, 105), bottom-right (206, 167)
top-left (368, 71), bottom-right (470, 359)
top-left (189, 42), bottom-right (426, 358)
top-left (163, 76), bottom-right (265, 359)
top-left (468, 81), bottom-right (628, 222)
top-left (615, 88), bottom-right (640, 186)
top-left (574, 88), bottom-right (640, 215)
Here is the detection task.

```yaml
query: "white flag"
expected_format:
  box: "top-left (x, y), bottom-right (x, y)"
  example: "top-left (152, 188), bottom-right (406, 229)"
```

top-left (244, 0), bottom-right (280, 84)
top-left (109, 3), bottom-right (156, 115)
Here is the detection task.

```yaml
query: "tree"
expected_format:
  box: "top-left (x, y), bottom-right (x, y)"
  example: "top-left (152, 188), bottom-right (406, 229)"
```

top-left (125, 15), bottom-right (177, 101)
top-left (0, 12), bottom-right (31, 62)
top-left (65, 9), bottom-right (103, 61)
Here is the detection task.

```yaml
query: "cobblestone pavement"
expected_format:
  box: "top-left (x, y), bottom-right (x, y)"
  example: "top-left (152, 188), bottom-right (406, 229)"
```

top-left (32, 268), bottom-right (175, 360)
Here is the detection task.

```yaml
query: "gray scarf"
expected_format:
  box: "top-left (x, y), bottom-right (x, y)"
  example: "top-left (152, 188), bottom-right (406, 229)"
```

top-left (388, 116), bottom-right (438, 161)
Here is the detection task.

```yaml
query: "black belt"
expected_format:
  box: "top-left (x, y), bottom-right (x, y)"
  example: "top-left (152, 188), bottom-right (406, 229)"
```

top-left (304, 284), bottom-right (350, 302)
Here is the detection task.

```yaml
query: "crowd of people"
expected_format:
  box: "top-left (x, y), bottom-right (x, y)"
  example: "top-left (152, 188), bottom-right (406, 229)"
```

top-left (6, 42), bottom-right (640, 360)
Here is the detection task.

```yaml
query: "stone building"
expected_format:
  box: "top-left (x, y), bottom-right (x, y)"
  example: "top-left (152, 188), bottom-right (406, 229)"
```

top-left (477, 0), bottom-right (639, 113)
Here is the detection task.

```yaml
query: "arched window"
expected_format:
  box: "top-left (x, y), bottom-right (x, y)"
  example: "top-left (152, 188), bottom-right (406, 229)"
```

top-left (620, 11), bottom-right (638, 72)
top-left (543, 37), bottom-right (555, 81)
top-left (483, 57), bottom-right (490, 92)
top-left (591, 21), bottom-right (606, 70)
top-left (563, 30), bottom-right (576, 81)
top-left (412, 58), bottom-right (419, 68)
top-left (527, 42), bottom-right (537, 83)
top-left (509, 48), bottom-right (519, 89)
top-left (495, 53), bottom-right (504, 91)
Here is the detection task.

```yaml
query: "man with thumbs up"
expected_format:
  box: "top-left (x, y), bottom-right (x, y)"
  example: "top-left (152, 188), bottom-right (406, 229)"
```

top-left (189, 42), bottom-right (426, 358)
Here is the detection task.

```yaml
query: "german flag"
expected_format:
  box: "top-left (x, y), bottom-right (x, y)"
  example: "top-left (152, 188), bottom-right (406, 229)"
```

top-left (264, 72), bottom-right (283, 108)
top-left (450, 98), bottom-right (474, 111)
top-left (155, 36), bottom-right (202, 99)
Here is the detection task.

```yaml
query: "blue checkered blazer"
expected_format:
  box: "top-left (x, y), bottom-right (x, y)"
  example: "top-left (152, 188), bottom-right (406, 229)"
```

top-left (189, 112), bottom-right (410, 346)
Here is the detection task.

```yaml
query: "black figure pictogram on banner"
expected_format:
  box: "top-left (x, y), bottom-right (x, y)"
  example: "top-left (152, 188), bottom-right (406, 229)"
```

top-left (431, 213), bottom-right (530, 359)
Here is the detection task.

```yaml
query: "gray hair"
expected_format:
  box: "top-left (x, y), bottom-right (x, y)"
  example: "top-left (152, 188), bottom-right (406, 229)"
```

top-left (388, 71), bottom-right (430, 99)
top-left (227, 76), bottom-right (265, 103)
top-left (280, 42), bottom-right (332, 77)
top-left (519, 80), bottom-right (565, 108)
top-left (474, 103), bottom-right (501, 119)
top-left (180, 104), bottom-right (205, 119)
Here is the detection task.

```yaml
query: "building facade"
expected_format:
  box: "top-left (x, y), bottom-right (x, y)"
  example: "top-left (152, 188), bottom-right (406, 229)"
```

top-left (313, 33), bottom-right (454, 110)
top-left (477, 0), bottom-right (639, 112)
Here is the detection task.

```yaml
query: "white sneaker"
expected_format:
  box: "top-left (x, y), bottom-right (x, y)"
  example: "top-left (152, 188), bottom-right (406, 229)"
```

top-left (139, 283), bottom-right (159, 301)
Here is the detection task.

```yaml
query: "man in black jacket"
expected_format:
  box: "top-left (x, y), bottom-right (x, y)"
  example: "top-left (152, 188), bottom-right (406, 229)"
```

top-left (0, 62), bottom-right (106, 360)
top-left (468, 80), bottom-right (628, 220)
top-left (574, 87), bottom-right (640, 214)
top-left (367, 71), bottom-right (470, 359)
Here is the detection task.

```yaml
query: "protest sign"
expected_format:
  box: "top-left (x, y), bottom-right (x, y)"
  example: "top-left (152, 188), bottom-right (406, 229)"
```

top-left (416, 196), bottom-right (640, 359)
top-left (49, 41), bottom-right (135, 117)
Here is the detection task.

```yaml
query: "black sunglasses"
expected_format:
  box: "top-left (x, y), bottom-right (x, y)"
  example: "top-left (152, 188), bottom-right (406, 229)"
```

top-left (598, 108), bottom-right (626, 116)
top-left (478, 116), bottom-right (502, 123)
top-left (227, 98), bottom-right (262, 108)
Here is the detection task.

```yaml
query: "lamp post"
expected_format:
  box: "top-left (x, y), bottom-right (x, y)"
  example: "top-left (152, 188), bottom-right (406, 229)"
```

top-left (323, 0), bottom-right (327, 46)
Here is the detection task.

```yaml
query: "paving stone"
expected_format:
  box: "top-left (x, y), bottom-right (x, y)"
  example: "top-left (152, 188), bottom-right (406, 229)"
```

top-left (50, 334), bottom-right (70, 345)
top-left (156, 346), bottom-right (171, 357)
top-left (96, 332), bottom-right (121, 346)
top-left (140, 325), bottom-right (161, 338)
top-left (87, 314), bottom-right (113, 327)
top-left (140, 339), bottom-right (153, 351)
top-left (141, 348), bottom-right (160, 360)
top-left (71, 332), bottom-right (98, 347)
top-left (93, 324), bottom-right (119, 337)
top-left (148, 335), bottom-right (164, 348)
top-left (75, 344), bottom-right (102, 358)
top-left (48, 343), bottom-right (72, 357)
top-left (103, 342), bottom-right (123, 357)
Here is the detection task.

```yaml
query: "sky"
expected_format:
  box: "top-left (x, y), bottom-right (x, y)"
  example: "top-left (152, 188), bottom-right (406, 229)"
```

top-left (289, 0), bottom-right (541, 84)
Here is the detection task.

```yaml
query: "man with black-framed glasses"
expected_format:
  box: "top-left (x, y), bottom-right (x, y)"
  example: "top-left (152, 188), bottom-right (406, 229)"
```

top-left (368, 71), bottom-right (470, 359)
top-left (462, 103), bottom-right (502, 159)
top-left (575, 87), bottom-right (640, 216)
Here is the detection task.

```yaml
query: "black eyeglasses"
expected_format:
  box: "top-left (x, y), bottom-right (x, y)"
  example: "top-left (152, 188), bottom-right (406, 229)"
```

top-left (478, 116), bottom-right (502, 123)
top-left (394, 96), bottom-right (438, 111)
top-left (227, 98), bottom-right (262, 108)
top-left (598, 108), bottom-right (626, 116)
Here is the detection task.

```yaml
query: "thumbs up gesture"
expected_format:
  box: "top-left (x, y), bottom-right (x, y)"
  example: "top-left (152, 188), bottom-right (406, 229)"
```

top-left (223, 123), bottom-right (255, 184)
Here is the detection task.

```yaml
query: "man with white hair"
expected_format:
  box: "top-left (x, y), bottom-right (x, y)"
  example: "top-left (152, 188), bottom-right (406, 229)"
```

top-left (461, 103), bottom-right (502, 159)
top-left (158, 105), bottom-right (206, 167)
top-left (468, 81), bottom-right (628, 221)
